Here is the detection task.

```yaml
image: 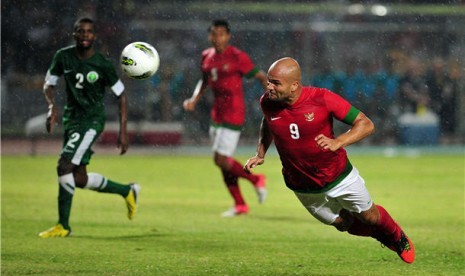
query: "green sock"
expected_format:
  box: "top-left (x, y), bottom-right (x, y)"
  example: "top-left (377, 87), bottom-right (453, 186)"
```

top-left (99, 179), bottom-right (131, 197)
top-left (57, 178), bottom-right (74, 230)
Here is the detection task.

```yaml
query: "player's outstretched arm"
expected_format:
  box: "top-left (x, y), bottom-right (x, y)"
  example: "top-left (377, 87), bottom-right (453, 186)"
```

top-left (244, 117), bottom-right (273, 174)
top-left (315, 112), bottom-right (375, 151)
top-left (183, 73), bottom-right (209, 112)
top-left (254, 70), bottom-right (268, 90)
top-left (43, 84), bottom-right (58, 134)
top-left (117, 92), bottom-right (129, 155)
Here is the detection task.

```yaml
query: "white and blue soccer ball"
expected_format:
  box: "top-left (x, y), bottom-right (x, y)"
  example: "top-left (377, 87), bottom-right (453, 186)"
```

top-left (120, 42), bottom-right (160, 79)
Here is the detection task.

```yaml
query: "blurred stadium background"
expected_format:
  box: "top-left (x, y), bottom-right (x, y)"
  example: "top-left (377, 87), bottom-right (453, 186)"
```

top-left (2, 0), bottom-right (464, 154)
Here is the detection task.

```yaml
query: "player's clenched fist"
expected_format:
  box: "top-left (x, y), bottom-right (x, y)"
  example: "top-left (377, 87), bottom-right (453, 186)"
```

top-left (315, 134), bottom-right (342, 152)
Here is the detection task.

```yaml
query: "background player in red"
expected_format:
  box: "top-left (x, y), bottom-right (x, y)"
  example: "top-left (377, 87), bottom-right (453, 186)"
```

top-left (183, 19), bottom-right (268, 217)
top-left (244, 57), bottom-right (415, 263)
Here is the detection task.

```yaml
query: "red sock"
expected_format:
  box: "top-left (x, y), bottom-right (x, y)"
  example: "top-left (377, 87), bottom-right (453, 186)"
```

top-left (376, 205), bottom-right (401, 241)
top-left (227, 157), bottom-right (259, 184)
top-left (227, 185), bottom-right (246, 206)
top-left (221, 169), bottom-right (245, 206)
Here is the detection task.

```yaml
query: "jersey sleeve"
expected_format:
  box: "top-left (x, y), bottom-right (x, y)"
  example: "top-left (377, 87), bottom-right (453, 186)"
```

top-left (324, 89), bottom-right (360, 125)
top-left (44, 51), bottom-right (63, 86)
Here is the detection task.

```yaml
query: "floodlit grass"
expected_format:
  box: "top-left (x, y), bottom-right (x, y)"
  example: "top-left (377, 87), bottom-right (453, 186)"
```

top-left (1, 153), bottom-right (464, 275)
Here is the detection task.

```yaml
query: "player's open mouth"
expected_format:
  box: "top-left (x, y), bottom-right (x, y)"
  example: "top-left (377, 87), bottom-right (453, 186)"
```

top-left (79, 40), bottom-right (91, 47)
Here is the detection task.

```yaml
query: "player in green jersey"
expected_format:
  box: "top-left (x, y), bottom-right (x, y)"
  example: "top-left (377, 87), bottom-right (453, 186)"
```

top-left (39, 17), bottom-right (140, 238)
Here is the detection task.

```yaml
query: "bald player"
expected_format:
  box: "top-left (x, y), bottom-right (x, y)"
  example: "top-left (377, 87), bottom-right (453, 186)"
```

top-left (244, 57), bottom-right (415, 264)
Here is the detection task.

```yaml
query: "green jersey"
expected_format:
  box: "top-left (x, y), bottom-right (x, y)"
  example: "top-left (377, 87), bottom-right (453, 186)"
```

top-left (45, 45), bottom-right (124, 131)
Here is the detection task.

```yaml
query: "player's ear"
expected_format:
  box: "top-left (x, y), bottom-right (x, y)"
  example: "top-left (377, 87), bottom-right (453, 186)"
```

top-left (290, 81), bottom-right (299, 92)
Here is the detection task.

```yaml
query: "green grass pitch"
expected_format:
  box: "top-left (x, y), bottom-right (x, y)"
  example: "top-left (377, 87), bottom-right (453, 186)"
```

top-left (1, 152), bottom-right (464, 275)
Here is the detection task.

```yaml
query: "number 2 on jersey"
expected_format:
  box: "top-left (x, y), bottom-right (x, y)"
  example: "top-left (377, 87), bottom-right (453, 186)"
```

top-left (75, 73), bottom-right (84, 89)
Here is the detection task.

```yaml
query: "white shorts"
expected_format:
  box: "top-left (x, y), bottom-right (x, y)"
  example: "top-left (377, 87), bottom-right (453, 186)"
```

top-left (209, 126), bottom-right (241, 157)
top-left (294, 166), bottom-right (373, 225)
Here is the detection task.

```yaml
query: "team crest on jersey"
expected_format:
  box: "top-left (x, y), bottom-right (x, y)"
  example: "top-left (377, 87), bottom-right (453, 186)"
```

top-left (222, 63), bottom-right (229, 71)
top-left (86, 71), bottom-right (99, 83)
top-left (305, 112), bottom-right (315, 122)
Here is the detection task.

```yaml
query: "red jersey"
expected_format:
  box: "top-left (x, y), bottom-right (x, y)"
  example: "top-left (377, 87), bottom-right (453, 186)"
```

top-left (261, 86), bottom-right (360, 192)
top-left (201, 45), bottom-right (258, 127)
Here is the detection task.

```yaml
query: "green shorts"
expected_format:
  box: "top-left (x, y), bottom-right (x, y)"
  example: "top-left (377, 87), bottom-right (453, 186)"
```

top-left (61, 127), bottom-right (102, 165)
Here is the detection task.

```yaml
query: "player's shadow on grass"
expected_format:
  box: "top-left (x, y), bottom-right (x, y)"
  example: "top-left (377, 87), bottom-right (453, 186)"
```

top-left (74, 232), bottom-right (169, 240)
top-left (252, 214), bottom-right (310, 224)
top-left (73, 228), bottom-right (169, 240)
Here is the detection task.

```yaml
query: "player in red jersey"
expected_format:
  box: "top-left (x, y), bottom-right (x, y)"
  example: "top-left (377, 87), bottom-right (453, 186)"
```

top-left (183, 19), bottom-right (268, 217)
top-left (244, 57), bottom-right (415, 263)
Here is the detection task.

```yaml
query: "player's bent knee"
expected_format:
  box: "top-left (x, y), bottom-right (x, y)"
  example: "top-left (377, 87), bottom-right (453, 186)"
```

top-left (73, 172), bottom-right (88, 188)
top-left (57, 157), bottom-right (75, 176)
top-left (214, 155), bottom-right (229, 170)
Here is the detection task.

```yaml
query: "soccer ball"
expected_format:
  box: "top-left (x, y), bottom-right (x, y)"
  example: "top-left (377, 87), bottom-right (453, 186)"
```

top-left (120, 42), bottom-right (160, 79)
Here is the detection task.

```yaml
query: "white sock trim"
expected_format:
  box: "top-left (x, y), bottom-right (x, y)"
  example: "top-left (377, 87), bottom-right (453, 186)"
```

top-left (58, 173), bottom-right (75, 194)
top-left (85, 173), bottom-right (107, 190)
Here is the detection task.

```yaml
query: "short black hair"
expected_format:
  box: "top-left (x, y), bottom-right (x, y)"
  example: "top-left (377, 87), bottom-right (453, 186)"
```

top-left (209, 19), bottom-right (230, 33)
top-left (73, 17), bottom-right (94, 32)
